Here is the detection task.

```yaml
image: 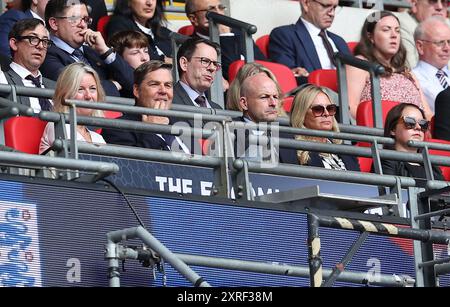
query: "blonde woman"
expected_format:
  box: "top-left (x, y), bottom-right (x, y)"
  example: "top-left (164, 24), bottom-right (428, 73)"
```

top-left (39, 63), bottom-right (106, 154)
top-left (227, 62), bottom-right (286, 117)
top-left (281, 84), bottom-right (360, 170)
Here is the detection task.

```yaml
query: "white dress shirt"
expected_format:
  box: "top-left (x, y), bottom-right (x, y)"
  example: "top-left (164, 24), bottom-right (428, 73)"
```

top-left (413, 60), bottom-right (450, 113)
top-left (302, 18), bottom-right (338, 70)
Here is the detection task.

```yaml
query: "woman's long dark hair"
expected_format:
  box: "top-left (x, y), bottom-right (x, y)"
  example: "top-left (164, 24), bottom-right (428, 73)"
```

top-left (113, 0), bottom-right (167, 37)
top-left (383, 103), bottom-right (426, 150)
top-left (354, 11), bottom-right (408, 76)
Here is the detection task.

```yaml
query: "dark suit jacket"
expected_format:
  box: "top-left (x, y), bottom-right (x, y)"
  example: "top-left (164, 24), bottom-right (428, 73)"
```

top-left (41, 44), bottom-right (134, 97)
top-left (434, 87), bottom-right (450, 141)
top-left (0, 9), bottom-right (33, 57)
top-left (2, 67), bottom-right (56, 107)
top-left (278, 135), bottom-right (360, 171)
top-left (86, 0), bottom-right (107, 31)
top-left (269, 18), bottom-right (350, 84)
top-left (105, 15), bottom-right (173, 61)
top-left (193, 31), bottom-right (267, 80)
top-left (101, 112), bottom-right (187, 152)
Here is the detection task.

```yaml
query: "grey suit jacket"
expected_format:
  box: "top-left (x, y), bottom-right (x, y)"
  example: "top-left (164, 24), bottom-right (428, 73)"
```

top-left (2, 67), bottom-right (56, 107)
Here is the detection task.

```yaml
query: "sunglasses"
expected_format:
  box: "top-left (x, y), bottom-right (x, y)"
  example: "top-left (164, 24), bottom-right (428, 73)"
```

top-left (310, 104), bottom-right (337, 117)
top-left (400, 116), bottom-right (429, 132)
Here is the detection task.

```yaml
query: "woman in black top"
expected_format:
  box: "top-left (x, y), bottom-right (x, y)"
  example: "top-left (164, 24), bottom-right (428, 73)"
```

top-left (282, 84), bottom-right (360, 171)
top-left (381, 103), bottom-right (444, 180)
top-left (106, 0), bottom-right (173, 62)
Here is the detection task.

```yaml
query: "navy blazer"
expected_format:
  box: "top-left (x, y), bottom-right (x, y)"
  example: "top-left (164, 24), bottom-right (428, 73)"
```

top-left (0, 9), bottom-right (33, 57)
top-left (105, 15), bottom-right (173, 61)
top-left (269, 18), bottom-right (350, 84)
top-left (434, 87), bottom-right (450, 141)
top-left (40, 44), bottom-right (134, 97)
top-left (101, 112), bottom-right (188, 152)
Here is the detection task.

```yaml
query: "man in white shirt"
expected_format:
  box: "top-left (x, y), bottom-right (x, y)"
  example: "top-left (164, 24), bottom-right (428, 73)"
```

top-left (412, 16), bottom-right (450, 113)
top-left (0, 18), bottom-right (55, 112)
top-left (397, 0), bottom-right (449, 68)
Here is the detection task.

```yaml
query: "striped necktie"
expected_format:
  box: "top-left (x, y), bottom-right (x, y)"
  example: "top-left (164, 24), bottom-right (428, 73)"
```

top-left (436, 69), bottom-right (449, 89)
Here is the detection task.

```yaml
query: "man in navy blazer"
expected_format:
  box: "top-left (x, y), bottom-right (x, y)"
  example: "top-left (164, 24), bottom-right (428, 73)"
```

top-left (269, 0), bottom-right (350, 84)
top-left (41, 0), bottom-right (134, 97)
top-left (102, 61), bottom-right (191, 153)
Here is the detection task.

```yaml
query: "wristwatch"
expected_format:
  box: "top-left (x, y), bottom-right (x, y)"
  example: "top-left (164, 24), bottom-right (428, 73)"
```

top-left (100, 47), bottom-right (114, 60)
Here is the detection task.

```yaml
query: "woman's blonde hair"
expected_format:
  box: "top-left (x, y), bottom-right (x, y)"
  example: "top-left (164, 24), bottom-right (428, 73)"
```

top-left (53, 62), bottom-right (105, 117)
top-left (226, 62), bottom-right (285, 116)
top-left (290, 84), bottom-right (341, 164)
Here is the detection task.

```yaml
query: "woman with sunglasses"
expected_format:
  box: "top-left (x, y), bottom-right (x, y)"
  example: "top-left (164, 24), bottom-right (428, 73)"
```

top-left (381, 103), bottom-right (443, 180)
top-left (106, 0), bottom-right (172, 63)
top-left (281, 84), bottom-right (360, 171)
top-left (347, 11), bottom-right (433, 121)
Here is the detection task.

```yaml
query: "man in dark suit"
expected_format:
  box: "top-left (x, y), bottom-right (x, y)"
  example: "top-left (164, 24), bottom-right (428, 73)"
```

top-left (269, 0), bottom-right (350, 84)
top-left (184, 0), bottom-right (267, 80)
top-left (434, 87), bottom-right (450, 141)
top-left (102, 60), bottom-right (190, 153)
top-left (0, 0), bottom-right (48, 57)
top-left (0, 18), bottom-right (55, 112)
top-left (233, 72), bottom-right (293, 164)
top-left (41, 0), bottom-right (134, 97)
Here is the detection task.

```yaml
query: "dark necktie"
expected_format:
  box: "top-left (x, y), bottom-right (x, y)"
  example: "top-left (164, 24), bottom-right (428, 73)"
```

top-left (318, 29), bottom-right (337, 67)
top-left (25, 75), bottom-right (53, 111)
top-left (436, 69), bottom-right (449, 89)
top-left (195, 95), bottom-right (207, 108)
top-left (72, 48), bottom-right (90, 65)
top-left (162, 134), bottom-right (175, 150)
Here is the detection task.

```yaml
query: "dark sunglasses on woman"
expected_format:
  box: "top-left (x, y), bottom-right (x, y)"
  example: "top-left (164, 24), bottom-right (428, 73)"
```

top-left (310, 104), bottom-right (338, 117)
top-left (401, 116), bottom-right (429, 132)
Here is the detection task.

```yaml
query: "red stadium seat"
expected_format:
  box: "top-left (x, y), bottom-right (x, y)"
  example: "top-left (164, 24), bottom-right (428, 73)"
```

top-left (228, 60), bottom-right (297, 95)
top-left (97, 15), bottom-right (111, 40)
top-left (426, 138), bottom-right (450, 181)
top-left (255, 35), bottom-right (269, 58)
top-left (307, 69), bottom-right (338, 92)
top-left (96, 110), bottom-right (122, 134)
top-left (4, 116), bottom-right (47, 154)
top-left (430, 115), bottom-right (435, 138)
top-left (358, 156), bottom-right (373, 173)
top-left (356, 100), bottom-right (400, 128)
top-left (347, 41), bottom-right (358, 55)
top-left (282, 96), bottom-right (294, 113)
top-left (178, 25), bottom-right (195, 36)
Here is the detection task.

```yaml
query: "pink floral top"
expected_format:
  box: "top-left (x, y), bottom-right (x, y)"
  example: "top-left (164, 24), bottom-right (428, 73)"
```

top-left (360, 73), bottom-right (422, 108)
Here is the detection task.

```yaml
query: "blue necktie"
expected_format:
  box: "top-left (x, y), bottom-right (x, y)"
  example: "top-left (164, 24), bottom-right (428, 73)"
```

top-left (195, 95), bottom-right (207, 108)
top-left (436, 69), bottom-right (449, 89)
top-left (72, 48), bottom-right (90, 65)
top-left (25, 75), bottom-right (52, 111)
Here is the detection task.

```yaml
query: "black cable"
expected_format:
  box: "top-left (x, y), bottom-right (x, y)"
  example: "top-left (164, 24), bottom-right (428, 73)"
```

top-left (100, 178), bottom-right (146, 229)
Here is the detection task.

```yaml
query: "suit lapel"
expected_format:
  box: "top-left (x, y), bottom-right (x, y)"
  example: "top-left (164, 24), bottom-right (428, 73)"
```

top-left (4, 69), bottom-right (31, 107)
top-left (294, 19), bottom-right (322, 70)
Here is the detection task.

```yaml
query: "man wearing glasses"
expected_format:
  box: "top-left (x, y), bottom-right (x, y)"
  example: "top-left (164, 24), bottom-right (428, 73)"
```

top-left (398, 0), bottom-right (449, 68)
top-left (184, 0), bottom-right (266, 81)
top-left (0, 18), bottom-right (55, 112)
top-left (41, 0), bottom-right (133, 97)
top-left (413, 17), bottom-right (450, 113)
top-left (174, 38), bottom-right (222, 114)
top-left (269, 0), bottom-right (350, 85)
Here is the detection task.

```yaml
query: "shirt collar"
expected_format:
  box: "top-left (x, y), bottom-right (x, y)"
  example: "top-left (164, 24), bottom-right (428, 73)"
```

top-left (179, 80), bottom-right (206, 103)
top-left (51, 34), bottom-right (81, 55)
top-left (10, 62), bottom-right (42, 80)
top-left (134, 20), bottom-right (154, 39)
top-left (301, 17), bottom-right (322, 37)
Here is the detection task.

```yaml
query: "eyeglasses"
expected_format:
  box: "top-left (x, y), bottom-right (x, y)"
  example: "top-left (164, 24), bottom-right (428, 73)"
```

top-left (54, 15), bottom-right (93, 26)
top-left (190, 4), bottom-right (227, 15)
top-left (425, 0), bottom-right (449, 7)
top-left (16, 35), bottom-right (53, 48)
top-left (400, 116), bottom-right (429, 132)
top-left (420, 39), bottom-right (450, 48)
top-left (192, 56), bottom-right (222, 71)
top-left (310, 104), bottom-right (338, 117)
top-left (310, 0), bottom-right (338, 12)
